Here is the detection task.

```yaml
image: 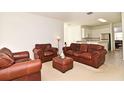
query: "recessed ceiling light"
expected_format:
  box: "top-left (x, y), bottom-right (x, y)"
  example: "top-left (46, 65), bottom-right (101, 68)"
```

top-left (98, 18), bottom-right (107, 22)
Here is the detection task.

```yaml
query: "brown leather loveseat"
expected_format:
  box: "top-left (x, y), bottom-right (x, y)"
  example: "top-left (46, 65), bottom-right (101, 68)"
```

top-left (63, 43), bottom-right (107, 68)
top-left (33, 44), bottom-right (58, 63)
top-left (0, 47), bottom-right (42, 81)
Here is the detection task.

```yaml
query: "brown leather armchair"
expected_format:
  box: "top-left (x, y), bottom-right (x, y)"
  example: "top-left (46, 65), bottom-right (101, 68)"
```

top-left (0, 47), bottom-right (42, 81)
top-left (33, 44), bottom-right (58, 63)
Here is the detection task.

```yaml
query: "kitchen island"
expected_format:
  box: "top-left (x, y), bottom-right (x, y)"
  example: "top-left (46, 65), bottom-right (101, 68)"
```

top-left (76, 40), bottom-right (109, 51)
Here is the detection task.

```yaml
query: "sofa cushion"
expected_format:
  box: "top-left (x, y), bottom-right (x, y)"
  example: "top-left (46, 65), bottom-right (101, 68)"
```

top-left (66, 50), bottom-right (74, 55)
top-left (0, 53), bottom-right (14, 68)
top-left (44, 51), bottom-right (54, 56)
top-left (88, 44), bottom-right (104, 52)
top-left (80, 44), bottom-right (88, 52)
top-left (35, 44), bottom-right (52, 52)
top-left (73, 51), bottom-right (83, 57)
top-left (70, 43), bottom-right (80, 51)
top-left (79, 53), bottom-right (92, 59)
top-left (35, 44), bottom-right (46, 49)
top-left (45, 44), bottom-right (51, 51)
top-left (0, 47), bottom-right (14, 60)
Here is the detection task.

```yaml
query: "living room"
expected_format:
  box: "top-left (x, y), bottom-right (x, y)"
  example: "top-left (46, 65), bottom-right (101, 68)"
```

top-left (1, 0), bottom-right (124, 93)
top-left (0, 12), bottom-right (124, 81)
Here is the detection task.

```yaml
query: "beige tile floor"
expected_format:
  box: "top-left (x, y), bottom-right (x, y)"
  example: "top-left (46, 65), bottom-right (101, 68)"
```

top-left (41, 49), bottom-right (124, 81)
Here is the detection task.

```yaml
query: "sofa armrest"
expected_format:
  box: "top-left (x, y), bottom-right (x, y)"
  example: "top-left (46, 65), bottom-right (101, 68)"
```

top-left (91, 50), bottom-right (107, 67)
top-left (0, 59), bottom-right (42, 81)
top-left (99, 49), bottom-right (107, 55)
top-left (13, 51), bottom-right (30, 61)
top-left (33, 48), bottom-right (44, 59)
top-left (92, 49), bottom-right (107, 56)
top-left (92, 51), bottom-right (101, 58)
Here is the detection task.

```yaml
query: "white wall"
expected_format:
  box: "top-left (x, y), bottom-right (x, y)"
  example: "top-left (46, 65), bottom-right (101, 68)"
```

top-left (64, 24), bottom-right (81, 45)
top-left (0, 13), bottom-right (64, 58)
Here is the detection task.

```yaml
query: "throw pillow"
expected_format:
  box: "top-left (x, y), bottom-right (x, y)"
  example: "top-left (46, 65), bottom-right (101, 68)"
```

top-left (0, 53), bottom-right (14, 69)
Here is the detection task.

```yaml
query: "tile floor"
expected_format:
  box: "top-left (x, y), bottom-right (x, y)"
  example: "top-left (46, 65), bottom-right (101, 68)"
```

top-left (41, 49), bottom-right (124, 81)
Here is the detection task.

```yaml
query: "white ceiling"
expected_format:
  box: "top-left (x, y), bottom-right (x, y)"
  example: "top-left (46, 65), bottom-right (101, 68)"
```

top-left (31, 12), bottom-right (121, 26)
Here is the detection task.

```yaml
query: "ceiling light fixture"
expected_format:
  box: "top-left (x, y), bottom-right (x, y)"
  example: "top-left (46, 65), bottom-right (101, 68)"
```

top-left (98, 18), bottom-right (107, 22)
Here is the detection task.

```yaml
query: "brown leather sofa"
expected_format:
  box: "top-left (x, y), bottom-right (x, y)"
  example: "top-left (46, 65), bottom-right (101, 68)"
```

top-left (33, 44), bottom-right (58, 63)
top-left (63, 43), bottom-right (107, 68)
top-left (0, 47), bottom-right (42, 81)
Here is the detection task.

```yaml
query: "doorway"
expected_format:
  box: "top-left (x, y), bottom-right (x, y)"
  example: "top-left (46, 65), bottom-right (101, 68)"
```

top-left (114, 27), bottom-right (123, 50)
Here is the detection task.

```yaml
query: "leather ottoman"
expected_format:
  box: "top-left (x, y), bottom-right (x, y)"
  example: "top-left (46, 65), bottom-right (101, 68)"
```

top-left (52, 56), bottom-right (73, 73)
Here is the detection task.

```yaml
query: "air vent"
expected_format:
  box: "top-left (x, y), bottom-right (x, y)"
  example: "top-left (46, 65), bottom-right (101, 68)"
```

top-left (86, 12), bottom-right (93, 15)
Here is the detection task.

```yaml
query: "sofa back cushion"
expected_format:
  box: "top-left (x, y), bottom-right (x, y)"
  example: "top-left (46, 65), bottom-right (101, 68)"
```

top-left (88, 44), bottom-right (104, 52)
top-left (80, 44), bottom-right (88, 52)
top-left (0, 53), bottom-right (14, 69)
top-left (35, 44), bottom-right (52, 51)
top-left (70, 43), bottom-right (80, 51)
top-left (0, 47), bottom-right (14, 60)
